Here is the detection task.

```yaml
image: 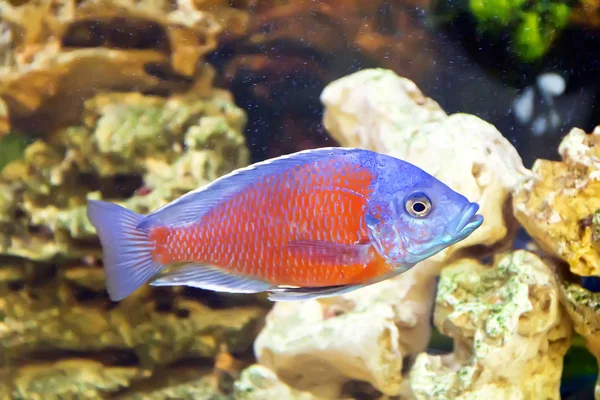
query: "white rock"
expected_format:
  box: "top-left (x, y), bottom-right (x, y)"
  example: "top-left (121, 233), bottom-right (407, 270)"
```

top-left (254, 261), bottom-right (442, 397)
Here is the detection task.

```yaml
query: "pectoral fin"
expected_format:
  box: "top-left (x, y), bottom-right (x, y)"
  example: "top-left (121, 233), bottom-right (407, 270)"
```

top-left (285, 240), bottom-right (372, 266)
top-left (267, 284), bottom-right (366, 301)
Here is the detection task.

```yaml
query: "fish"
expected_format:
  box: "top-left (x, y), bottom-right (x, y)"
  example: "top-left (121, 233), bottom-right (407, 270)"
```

top-left (86, 147), bottom-right (484, 302)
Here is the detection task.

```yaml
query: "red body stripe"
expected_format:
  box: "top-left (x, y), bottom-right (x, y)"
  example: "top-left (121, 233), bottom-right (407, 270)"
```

top-left (149, 158), bottom-right (393, 286)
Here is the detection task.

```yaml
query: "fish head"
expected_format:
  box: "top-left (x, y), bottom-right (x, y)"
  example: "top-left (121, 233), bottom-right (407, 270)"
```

top-left (366, 176), bottom-right (484, 265)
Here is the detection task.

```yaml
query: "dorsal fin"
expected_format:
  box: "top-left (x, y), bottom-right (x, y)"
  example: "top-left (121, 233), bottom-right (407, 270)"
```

top-left (137, 147), bottom-right (366, 230)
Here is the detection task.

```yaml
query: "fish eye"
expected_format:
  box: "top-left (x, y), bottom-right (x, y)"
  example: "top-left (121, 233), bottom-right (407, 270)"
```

top-left (405, 194), bottom-right (432, 218)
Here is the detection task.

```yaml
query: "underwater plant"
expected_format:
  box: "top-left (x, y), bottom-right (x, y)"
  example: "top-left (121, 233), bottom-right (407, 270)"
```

top-left (470, 0), bottom-right (573, 61)
top-left (436, 0), bottom-right (574, 62)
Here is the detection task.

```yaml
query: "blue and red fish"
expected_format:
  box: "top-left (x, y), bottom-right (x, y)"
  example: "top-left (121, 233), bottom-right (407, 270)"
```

top-left (87, 147), bottom-right (483, 302)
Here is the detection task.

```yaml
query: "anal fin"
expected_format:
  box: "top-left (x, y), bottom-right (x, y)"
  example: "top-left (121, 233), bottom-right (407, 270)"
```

top-left (150, 264), bottom-right (272, 294)
top-left (267, 284), bottom-right (366, 301)
top-left (266, 267), bottom-right (411, 302)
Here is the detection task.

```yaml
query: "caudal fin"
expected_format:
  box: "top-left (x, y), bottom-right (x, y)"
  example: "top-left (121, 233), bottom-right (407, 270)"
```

top-left (87, 200), bottom-right (163, 301)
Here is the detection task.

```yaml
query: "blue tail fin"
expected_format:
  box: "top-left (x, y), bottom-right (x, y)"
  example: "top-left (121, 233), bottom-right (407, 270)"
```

top-left (86, 200), bottom-right (163, 301)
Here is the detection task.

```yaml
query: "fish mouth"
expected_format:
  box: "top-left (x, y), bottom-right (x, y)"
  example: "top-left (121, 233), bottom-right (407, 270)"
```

top-left (452, 203), bottom-right (484, 237)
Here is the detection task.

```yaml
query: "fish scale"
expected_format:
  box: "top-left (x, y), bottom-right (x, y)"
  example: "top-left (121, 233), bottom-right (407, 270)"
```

top-left (149, 159), bottom-right (385, 286)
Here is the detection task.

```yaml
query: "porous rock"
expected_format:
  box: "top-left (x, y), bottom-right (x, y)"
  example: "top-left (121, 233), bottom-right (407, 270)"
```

top-left (234, 364), bottom-right (337, 400)
top-left (1, 359), bottom-right (239, 399)
top-left (0, 90), bottom-right (248, 262)
top-left (253, 261), bottom-right (441, 398)
top-left (0, 0), bottom-right (248, 134)
top-left (3, 359), bottom-right (146, 400)
top-left (410, 250), bottom-right (572, 399)
top-left (0, 275), bottom-right (266, 368)
top-left (513, 125), bottom-right (600, 277)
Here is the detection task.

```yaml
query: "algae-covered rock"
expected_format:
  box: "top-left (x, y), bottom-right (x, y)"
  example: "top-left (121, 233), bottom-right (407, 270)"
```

top-left (410, 250), bottom-right (572, 399)
top-left (0, 276), bottom-right (265, 367)
top-left (234, 365), bottom-right (334, 400)
top-left (322, 68), bottom-right (530, 261)
top-left (1, 359), bottom-right (240, 399)
top-left (0, 2), bottom-right (262, 398)
top-left (0, 90), bottom-right (248, 262)
top-left (0, 85), bottom-right (259, 398)
top-left (561, 283), bottom-right (600, 399)
top-left (0, 132), bottom-right (29, 170)
top-left (115, 365), bottom-right (231, 400)
top-left (5, 359), bottom-right (147, 400)
top-left (0, 0), bottom-right (249, 134)
top-left (513, 125), bottom-right (600, 277)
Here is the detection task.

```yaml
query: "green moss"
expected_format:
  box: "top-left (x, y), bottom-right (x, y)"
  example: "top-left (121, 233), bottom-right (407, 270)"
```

top-left (466, 0), bottom-right (574, 62)
top-left (0, 132), bottom-right (30, 171)
top-left (470, 0), bottom-right (528, 29)
top-left (437, 252), bottom-right (545, 356)
top-left (514, 3), bottom-right (571, 62)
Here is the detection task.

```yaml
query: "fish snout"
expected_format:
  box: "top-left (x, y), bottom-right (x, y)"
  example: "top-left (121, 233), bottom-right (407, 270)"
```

top-left (451, 202), bottom-right (484, 237)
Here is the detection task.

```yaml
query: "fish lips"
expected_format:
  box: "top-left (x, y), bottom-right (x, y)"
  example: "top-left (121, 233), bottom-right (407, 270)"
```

top-left (450, 202), bottom-right (484, 240)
